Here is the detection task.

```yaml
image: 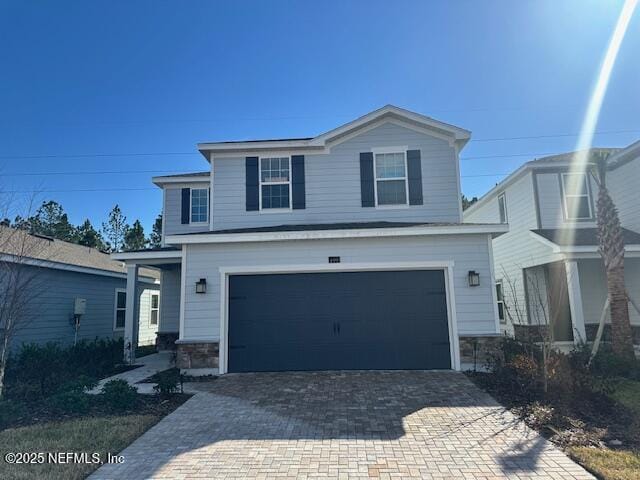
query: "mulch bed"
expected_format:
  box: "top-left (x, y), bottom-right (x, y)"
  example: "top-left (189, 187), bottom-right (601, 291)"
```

top-left (467, 371), bottom-right (640, 451)
top-left (138, 367), bottom-right (218, 384)
top-left (0, 394), bottom-right (191, 432)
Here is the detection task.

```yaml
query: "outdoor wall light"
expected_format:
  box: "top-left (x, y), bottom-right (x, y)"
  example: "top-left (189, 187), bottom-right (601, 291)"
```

top-left (195, 278), bottom-right (207, 294)
top-left (468, 270), bottom-right (480, 287)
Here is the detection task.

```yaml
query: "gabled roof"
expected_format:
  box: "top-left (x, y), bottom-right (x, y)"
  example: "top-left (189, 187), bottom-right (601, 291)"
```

top-left (0, 226), bottom-right (159, 280)
top-left (464, 147), bottom-right (621, 217)
top-left (197, 105), bottom-right (471, 159)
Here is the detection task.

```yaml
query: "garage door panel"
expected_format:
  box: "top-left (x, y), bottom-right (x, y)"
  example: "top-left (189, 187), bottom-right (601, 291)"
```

top-left (228, 270), bottom-right (451, 372)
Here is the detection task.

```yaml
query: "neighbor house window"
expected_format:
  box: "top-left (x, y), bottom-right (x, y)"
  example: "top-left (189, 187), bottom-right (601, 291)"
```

top-left (149, 293), bottom-right (159, 326)
top-left (260, 157), bottom-right (291, 209)
top-left (374, 151), bottom-right (408, 206)
top-left (561, 173), bottom-right (593, 220)
top-left (496, 281), bottom-right (505, 323)
top-left (190, 188), bottom-right (209, 223)
top-left (114, 289), bottom-right (126, 330)
top-left (498, 193), bottom-right (508, 224)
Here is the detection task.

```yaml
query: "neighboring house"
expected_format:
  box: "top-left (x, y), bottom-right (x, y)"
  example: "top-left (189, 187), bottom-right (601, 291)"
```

top-left (0, 227), bottom-right (160, 351)
top-left (464, 142), bottom-right (640, 350)
top-left (114, 105), bottom-right (507, 374)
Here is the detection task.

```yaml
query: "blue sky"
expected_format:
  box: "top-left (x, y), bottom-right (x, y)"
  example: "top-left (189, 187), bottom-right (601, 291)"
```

top-left (1, 0), bottom-right (639, 233)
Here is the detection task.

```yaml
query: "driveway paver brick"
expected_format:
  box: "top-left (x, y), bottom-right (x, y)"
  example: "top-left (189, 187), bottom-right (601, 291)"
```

top-left (90, 371), bottom-right (593, 479)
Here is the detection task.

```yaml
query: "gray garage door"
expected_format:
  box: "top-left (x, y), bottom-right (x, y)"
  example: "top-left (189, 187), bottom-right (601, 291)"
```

top-left (228, 270), bottom-right (451, 372)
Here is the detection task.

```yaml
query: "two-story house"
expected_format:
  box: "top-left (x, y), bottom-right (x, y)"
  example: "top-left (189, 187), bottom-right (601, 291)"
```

top-left (114, 105), bottom-right (507, 374)
top-left (464, 142), bottom-right (640, 351)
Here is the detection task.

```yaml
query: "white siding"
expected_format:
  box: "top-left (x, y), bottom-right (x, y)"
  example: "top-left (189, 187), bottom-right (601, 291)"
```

top-left (137, 286), bottom-right (160, 346)
top-left (159, 266), bottom-right (180, 333)
top-left (163, 182), bottom-right (211, 236)
top-left (211, 122), bottom-right (461, 230)
top-left (181, 234), bottom-right (498, 341)
top-left (610, 156), bottom-right (640, 233)
top-left (579, 258), bottom-right (640, 326)
top-left (465, 172), bottom-right (561, 334)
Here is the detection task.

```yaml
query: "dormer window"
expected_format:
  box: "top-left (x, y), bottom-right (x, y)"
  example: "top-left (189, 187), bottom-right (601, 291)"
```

top-left (561, 173), bottom-right (593, 220)
top-left (374, 151), bottom-right (408, 206)
top-left (260, 157), bottom-right (291, 210)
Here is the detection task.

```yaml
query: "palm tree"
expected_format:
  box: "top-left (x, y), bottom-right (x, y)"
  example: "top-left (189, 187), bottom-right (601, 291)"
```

top-left (591, 150), bottom-right (635, 359)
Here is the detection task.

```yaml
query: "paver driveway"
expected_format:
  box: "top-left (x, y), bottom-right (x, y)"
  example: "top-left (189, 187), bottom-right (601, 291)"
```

top-left (91, 371), bottom-right (593, 479)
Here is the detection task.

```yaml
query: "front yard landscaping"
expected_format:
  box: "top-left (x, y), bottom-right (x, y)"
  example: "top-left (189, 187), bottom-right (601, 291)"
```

top-left (0, 339), bottom-right (189, 480)
top-left (468, 338), bottom-right (640, 480)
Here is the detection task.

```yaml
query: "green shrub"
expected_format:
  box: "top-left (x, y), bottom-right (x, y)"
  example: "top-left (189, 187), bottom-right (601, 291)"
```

top-left (152, 368), bottom-right (181, 396)
top-left (4, 338), bottom-right (126, 400)
top-left (48, 390), bottom-right (91, 414)
top-left (101, 379), bottom-right (137, 411)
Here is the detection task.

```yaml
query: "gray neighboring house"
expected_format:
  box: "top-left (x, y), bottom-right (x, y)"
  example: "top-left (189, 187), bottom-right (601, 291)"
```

top-left (114, 105), bottom-right (507, 374)
top-left (464, 142), bottom-right (640, 352)
top-left (0, 227), bottom-right (160, 352)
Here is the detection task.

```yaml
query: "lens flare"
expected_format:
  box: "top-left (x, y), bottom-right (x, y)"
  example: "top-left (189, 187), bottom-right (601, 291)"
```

top-left (565, 0), bottom-right (638, 228)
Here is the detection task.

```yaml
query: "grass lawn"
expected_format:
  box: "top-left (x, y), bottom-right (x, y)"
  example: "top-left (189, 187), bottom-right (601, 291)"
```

top-left (0, 415), bottom-right (161, 480)
top-left (570, 447), bottom-right (640, 480)
top-left (610, 378), bottom-right (640, 415)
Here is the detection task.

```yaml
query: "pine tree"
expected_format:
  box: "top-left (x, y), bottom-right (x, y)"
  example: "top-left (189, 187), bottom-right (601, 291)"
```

top-left (124, 220), bottom-right (146, 251)
top-left (76, 219), bottom-right (106, 250)
top-left (102, 205), bottom-right (128, 252)
top-left (148, 214), bottom-right (162, 248)
top-left (28, 201), bottom-right (76, 241)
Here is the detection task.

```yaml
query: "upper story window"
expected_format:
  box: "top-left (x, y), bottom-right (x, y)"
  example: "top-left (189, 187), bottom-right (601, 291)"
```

top-left (190, 188), bottom-right (209, 223)
top-left (561, 173), bottom-right (593, 220)
top-left (374, 152), bottom-right (408, 206)
top-left (498, 193), bottom-right (508, 224)
top-left (260, 157), bottom-right (291, 210)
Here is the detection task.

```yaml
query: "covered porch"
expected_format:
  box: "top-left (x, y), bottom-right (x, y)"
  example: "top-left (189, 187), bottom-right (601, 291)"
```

top-left (112, 248), bottom-right (183, 364)
top-left (516, 229), bottom-right (640, 350)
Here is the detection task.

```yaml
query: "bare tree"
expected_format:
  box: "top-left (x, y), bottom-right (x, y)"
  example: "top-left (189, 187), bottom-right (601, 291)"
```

top-left (501, 265), bottom-right (554, 393)
top-left (0, 197), bottom-right (51, 399)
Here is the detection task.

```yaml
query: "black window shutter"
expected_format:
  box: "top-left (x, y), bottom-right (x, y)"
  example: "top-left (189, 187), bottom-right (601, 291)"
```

top-left (181, 188), bottom-right (190, 224)
top-left (291, 155), bottom-right (305, 209)
top-left (360, 152), bottom-right (375, 207)
top-left (245, 157), bottom-right (259, 211)
top-left (407, 149), bottom-right (423, 205)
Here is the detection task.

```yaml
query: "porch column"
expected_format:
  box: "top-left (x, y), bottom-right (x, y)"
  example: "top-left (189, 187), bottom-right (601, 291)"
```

top-left (565, 260), bottom-right (587, 344)
top-left (123, 264), bottom-right (139, 364)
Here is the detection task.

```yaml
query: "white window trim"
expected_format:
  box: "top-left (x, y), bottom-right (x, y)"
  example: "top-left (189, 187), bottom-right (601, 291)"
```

top-left (149, 292), bottom-right (160, 328)
top-left (495, 280), bottom-right (506, 324)
top-left (560, 172), bottom-right (593, 220)
top-left (372, 149), bottom-right (409, 208)
top-left (217, 261), bottom-right (460, 375)
top-left (113, 288), bottom-right (126, 331)
top-left (190, 187), bottom-right (209, 225)
top-left (498, 193), bottom-right (508, 224)
top-left (259, 156), bottom-right (292, 212)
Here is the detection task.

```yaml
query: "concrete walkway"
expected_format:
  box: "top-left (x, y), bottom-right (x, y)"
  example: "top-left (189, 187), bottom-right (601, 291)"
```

top-left (90, 371), bottom-right (593, 479)
top-left (89, 352), bottom-right (174, 394)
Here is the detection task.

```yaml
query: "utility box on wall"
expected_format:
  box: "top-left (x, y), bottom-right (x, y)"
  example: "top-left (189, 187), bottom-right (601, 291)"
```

top-left (74, 297), bottom-right (87, 316)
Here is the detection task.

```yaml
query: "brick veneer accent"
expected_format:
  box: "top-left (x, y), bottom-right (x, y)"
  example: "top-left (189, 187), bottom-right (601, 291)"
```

top-left (459, 336), bottom-right (502, 369)
top-left (156, 332), bottom-right (179, 351)
top-left (176, 342), bottom-right (219, 369)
